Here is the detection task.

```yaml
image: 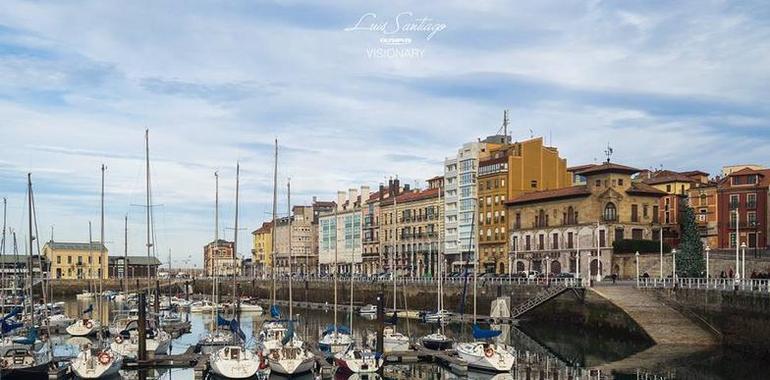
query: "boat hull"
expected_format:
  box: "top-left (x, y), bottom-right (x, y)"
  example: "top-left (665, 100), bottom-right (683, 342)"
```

top-left (421, 336), bottom-right (454, 351)
top-left (0, 362), bottom-right (50, 380)
top-left (267, 357), bottom-right (315, 376)
top-left (455, 343), bottom-right (514, 372)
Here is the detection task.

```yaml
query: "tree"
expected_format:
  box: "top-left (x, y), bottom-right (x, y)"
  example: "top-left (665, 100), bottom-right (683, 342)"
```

top-left (677, 203), bottom-right (706, 277)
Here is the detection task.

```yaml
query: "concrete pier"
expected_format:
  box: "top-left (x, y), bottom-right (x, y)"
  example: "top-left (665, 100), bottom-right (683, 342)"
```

top-left (590, 285), bottom-right (716, 346)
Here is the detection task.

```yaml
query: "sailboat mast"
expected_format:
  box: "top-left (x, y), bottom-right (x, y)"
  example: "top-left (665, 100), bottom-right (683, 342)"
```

top-left (472, 199), bottom-right (477, 322)
top-left (393, 195), bottom-right (398, 312)
top-left (145, 130), bottom-right (152, 292)
top-left (212, 171), bottom-right (219, 328)
top-left (333, 207), bottom-right (338, 334)
top-left (124, 215), bottom-right (128, 293)
top-left (26, 174), bottom-right (33, 314)
top-left (233, 163), bottom-right (240, 315)
top-left (287, 178), bottom-right (293, 319)
top-left (271, 140), bottom-right (278, 308)
top-left (99, 164), bottom-right (105, 324)
top-left (1, 197), bottom-right (6, 307)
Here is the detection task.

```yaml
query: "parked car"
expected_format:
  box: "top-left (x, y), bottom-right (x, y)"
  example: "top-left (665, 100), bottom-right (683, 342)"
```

top-left (555, 272), bottom-right (574, 278)
top-left (526, 271), bottom-right (540, 280)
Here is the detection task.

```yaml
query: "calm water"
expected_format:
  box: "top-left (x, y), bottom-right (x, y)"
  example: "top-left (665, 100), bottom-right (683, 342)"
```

top-left (50, 297), bottom-right (770, 379)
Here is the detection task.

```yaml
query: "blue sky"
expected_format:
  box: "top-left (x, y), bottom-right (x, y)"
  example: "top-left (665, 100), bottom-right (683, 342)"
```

top-left (0, 0), bottom-right (768, 266)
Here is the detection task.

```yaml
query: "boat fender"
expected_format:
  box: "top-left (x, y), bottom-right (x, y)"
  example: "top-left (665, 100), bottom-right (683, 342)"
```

top-left (98, 352), bottom-right (111, 365)
top-left (114, 335), bottom-right (123, 344)
top-left (484, 347), bottom-right (495, 358)
top-left (0, 358), bottom-right (7, 368)
top-left (85, 320), bottom-right (94, 329)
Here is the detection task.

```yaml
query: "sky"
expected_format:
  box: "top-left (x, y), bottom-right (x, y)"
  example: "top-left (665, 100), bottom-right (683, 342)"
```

top-left (0, 1), bottom-right (768, 267)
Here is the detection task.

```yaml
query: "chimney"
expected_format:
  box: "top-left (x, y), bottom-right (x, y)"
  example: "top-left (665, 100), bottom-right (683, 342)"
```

top-left (337, 191), bottom-right (346, 210)
top-left (348, 188), bottom-right (358, 207)
top-left (312, 196), bottom-right (317, 204)
top-left (360, 186), bottom-right (370, 204)
top-left (379, 184), bottom-right (385, 200)
top-left (404, 184), bottom-right (411, 192)
top-left (393, 178), bottom-right (401, 195)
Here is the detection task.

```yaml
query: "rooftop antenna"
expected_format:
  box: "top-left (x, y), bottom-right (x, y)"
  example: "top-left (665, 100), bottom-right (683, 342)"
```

top-left (502, 110), bottom-right (509, 144)
top-left (529, 129), bottom-right (534, 139)
top-left (604, 143), bottom-right (614, 163)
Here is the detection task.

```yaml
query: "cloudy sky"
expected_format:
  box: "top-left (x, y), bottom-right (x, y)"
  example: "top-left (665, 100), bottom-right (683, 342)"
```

top-left (0, 1), bottom-right (768, 266)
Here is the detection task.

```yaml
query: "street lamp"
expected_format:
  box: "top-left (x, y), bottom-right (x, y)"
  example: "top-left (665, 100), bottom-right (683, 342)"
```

top-left (671, 248), bottom-right (677, 281)
top-left (741, 242), bottom-right (747, 280)
top-left (635, 251), bottom-right (640, 288)
top-left (705, 245), bottom-right (710, 279)
top-left (545, 256), bottom-right (550, 282)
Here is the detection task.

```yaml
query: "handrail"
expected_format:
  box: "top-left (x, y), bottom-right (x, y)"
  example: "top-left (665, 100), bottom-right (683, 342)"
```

top-left (637, 277), bottom-right (770, 293)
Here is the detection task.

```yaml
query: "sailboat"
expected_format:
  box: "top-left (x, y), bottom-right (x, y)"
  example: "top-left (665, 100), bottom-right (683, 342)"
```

top-left (380, 193), bottom-right (409, 352)
top-left (421, 185), bottom-right (454, 351)
top-left (199, 170), bottom-right (233, 352)
top-left (0, 176), bottom-right (53, 378)
top-left (318, 208), bottom-right (353, 354)
top-left (266, 175), bottom-right (315, 376)
top-left (333, 257), bottom-right (382, 374)
top-left (71, 164), bottom-right (123, 378)
top-left (210, 163), bottom-right (264, 379)
top-left (454, 206), bottom-right (514, 372)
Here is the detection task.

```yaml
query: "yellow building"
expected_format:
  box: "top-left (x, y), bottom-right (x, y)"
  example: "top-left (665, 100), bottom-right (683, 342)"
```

top-left (42, 241), bottom-right (108, 279)
top-left (251, 221), bottom-right (273, 277)
top-left (477, 137), bottom-right (571, 273)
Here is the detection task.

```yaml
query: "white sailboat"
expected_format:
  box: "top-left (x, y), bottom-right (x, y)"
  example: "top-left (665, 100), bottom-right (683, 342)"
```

top-left (454, 204), bottom-right (514, 372)
top-left (318, 207), bottom-right (353, 354)
top-left (421, 184), bottom-right (454, 351)
top-left (267, 166), bottom-right (315, 376)
top-left (72, 164), bottom-right (123, 378)
top-left (333, 256), bottom-right (382, 374)
top-left (210, 163), bottom-right (264, 379)
top-left (199, 170), bottom-right (233, 352)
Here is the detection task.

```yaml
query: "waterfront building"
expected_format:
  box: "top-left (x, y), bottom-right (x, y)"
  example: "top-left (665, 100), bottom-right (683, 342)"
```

top-left (506, 161), bottom-right (665, 278)
top-left (318, 186), bottom-right (369, 274)
top-left (43, 241), bottom-right (108, 279)
top-left (107, 256), bottom-right (162, 278)
top-left (688, 181), bottom-right (719, 248)
top-left (478, 137), bottom-right (571, 274)
top-left (639, 169), bottom-right (709, 247)
top-left (203, 239), bottom-right (239, 276)
top-left (362, 190), bottom-right (382, 276)
top-left (380, 177), bottom-right (444, 277)
top-left (311, 199), bottom-right (336, 275)
top-left (274, 205), bottom-right (316, 275)
top-left (443, 136), bottom-right (505, 271)
top-left (251, 221), bottom-right (272, 277)
top-left (717, 166), bottom-right (770, 251)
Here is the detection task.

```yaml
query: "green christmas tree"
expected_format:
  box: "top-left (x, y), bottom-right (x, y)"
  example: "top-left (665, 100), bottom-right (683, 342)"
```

top-left (677, 203), bottom-right (706, 277)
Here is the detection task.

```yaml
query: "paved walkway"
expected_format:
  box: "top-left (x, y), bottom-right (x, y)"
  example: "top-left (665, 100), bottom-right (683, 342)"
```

top-left (590, 285), bottom-right (716, 346)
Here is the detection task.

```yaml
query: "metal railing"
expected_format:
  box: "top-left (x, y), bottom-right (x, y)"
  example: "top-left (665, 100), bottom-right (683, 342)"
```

top-left (638, 277), bottom-right (770, 293)
top-left (221, 275), bottom-right (584, 288)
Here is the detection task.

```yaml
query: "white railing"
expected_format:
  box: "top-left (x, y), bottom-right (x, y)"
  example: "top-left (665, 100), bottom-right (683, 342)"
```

top-left (638, 277), bottom-right (770, 293)
top-left (215, 275), bottom-right (584, 288)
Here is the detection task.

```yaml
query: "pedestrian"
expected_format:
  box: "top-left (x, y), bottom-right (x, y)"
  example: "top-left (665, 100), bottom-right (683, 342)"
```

top-left (611, 273), bottom-right (617, 284)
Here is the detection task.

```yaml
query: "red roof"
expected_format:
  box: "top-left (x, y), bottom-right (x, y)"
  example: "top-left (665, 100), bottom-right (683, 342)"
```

top-left (567, 164), bottom-right (596, 173)
top-left (625, 182), bottom-right (667, 196)
top-left (505, 186), bottom-right (591, 205)
top-left (575, 162), bottom-right (639, 176)
top-left (252, 221), bottom-right (273, 234)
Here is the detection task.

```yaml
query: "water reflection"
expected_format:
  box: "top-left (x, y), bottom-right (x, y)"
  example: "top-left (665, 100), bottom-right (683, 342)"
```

top-left (49, 297), bottom-right (770, 379)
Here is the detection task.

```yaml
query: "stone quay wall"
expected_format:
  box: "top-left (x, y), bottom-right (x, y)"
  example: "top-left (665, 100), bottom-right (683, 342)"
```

top-left (614, 252), bottom-right (770, 279)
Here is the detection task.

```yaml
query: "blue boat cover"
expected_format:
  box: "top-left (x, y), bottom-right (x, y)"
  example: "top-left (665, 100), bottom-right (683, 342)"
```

top-left (14, 327), bottom-right (37, 345)
top-left (217, 314), bottom-right (230, 327)
top-left (472, 324), bottom-right (502, 339)
top-left (229, 318), bottom-right (246, 341)
top-left (322, 324), bottom-right (351, 336)
top-left (1, 306), bottom-right (21, 321)
top-left (281, 320), bottom-right (294, 345)
top-left (384, 312), bottom-right (398, 325)
top-left (1, 320), bottom-right (23, 334)
top-left (82, 304), bottom-right (94, 315)
top-left (270, 304), bottom-right (281, 319)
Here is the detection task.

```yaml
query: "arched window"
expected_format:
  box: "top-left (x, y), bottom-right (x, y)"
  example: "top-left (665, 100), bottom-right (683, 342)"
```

top-left (604, 202), bottom-right (617, 221)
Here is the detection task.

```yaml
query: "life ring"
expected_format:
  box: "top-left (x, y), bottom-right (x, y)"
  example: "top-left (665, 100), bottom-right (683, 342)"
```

top-left (0, 359), bottom-right (8, 368)
top-left (114, 335), bottom-right (123, 344)
top-left (484, 347), bottom-right (495, 358)
top-left (85, 320), bottom-right (94, 329)
top-left (98, 352), bottom-right (111, 365)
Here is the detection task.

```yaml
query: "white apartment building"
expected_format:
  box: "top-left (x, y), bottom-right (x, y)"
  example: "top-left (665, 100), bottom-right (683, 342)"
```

top-left (318, 186), bottom-right (369, 274)
top-left (443, 136), bottom-right (507, 270)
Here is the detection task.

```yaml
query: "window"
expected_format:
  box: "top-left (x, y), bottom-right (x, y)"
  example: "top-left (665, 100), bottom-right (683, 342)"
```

top-left (643, 204), bottom-right (648, 218)
top-left (530, 180), bottom-right (538, 189)
top-left (652, 206), bottom-right (659, 223)
top-left (666, 184), bottom-right (672, 192)
top-left (631, 204), bottom-right (638, 222)
top-left (730, 194), bottom-right (739, 209)
top-left (515, 213), bottom-right (521, 229)
top-left (512, 236), bottom-right (518, 251)
top-left (599, 230), bottom-right (606, 247)
top-left (56, 256), bottom-right (61, 264)
top-left (538, 234), bottom-right (544, 250)
top-left (552, 233), bottom-right (558, 249)
top-left (748, 211), bottom-right (757, 226)
top-left (595, 180), bottom-right (601, 187)
top-left (747, 193), bottom-right (757, 209)
top-left (603, 203), bottom-right (617, 221)
top-left (619, 179), bottom-right (624, 186)
top-left (525, 235), bottom-right (531, 251)
top-left (567, 232), bottom-right (574, 249)
top-left (730, 232), bottom-right (737, 248)
top-left (615, 228), bottom-right (624, 242)
top-left (632, 229), bottom-right (643, 240)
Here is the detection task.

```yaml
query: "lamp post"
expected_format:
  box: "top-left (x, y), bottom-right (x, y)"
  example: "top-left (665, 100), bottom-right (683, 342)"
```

top-left (705, 245), bottom-right (710, 279)
top-left (735, 209), bottom-right (740, 281)
top-left (659, 227), bottom-right (664, 280)
top-left (741, 242), bottom-right (747, 280)
top-left (635, 251), bottom-right (640, 288)
top-left (671, 248), bottom-right (677, 281)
